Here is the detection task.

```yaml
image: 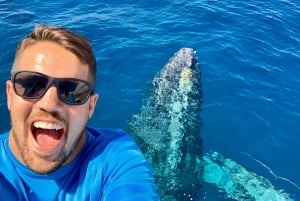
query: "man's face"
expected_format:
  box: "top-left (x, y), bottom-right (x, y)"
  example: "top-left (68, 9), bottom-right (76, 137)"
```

top-left (6, 41), bottom-right (98, 174)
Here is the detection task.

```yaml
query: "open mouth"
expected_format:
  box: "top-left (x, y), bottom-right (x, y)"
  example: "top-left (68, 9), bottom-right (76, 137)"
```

top-left (31, 121), bottom-right (64, 150)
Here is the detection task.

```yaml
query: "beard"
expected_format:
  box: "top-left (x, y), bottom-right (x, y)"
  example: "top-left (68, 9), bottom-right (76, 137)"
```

top-left (10, 125), bottom-right (85, 174)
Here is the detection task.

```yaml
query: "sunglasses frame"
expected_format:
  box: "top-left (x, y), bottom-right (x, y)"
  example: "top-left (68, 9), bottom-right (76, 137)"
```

top-left (11, 70), bottom-right (94, 105)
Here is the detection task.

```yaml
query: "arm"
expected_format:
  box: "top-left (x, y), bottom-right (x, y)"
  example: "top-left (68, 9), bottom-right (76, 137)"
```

top-left (101, 135), bottom-right (160, 201)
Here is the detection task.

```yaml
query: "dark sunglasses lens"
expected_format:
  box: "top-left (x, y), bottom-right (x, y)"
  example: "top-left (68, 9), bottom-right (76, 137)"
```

top-left (14, 72), bottom-right (49, 98)
top-left (58, 80), bottom-right (91, 105)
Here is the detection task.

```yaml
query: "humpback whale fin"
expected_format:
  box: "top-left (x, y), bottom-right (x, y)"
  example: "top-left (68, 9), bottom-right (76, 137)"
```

top-left (203, 151), bottom-right (294, 201)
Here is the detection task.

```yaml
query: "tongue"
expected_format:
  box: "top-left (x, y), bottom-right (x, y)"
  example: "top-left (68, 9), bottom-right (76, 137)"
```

top-left (35, 128), bottom-right (62, 148)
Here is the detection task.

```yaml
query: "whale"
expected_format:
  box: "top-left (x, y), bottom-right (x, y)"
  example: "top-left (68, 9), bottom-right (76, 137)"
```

top-left (127, 47), bottom-right (294, 201)
top-left (128, 47), bottom-right (203, 200)
top-left (202, 151), bottom-right (295, 201)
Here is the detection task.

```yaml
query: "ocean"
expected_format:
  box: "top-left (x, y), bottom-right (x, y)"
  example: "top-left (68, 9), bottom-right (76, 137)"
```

top-left (0, 0), bottom-right (299, 200)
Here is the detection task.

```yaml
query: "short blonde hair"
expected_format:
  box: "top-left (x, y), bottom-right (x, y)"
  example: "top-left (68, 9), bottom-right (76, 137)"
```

top-left (14, 24), bottom-right (97, 82)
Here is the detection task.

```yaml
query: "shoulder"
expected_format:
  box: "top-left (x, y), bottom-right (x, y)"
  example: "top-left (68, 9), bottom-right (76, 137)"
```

top-left (85, 126), bottom-right (142, 158)
top-left (85, 126), bottom-right (154, 179)
top-left (85, 126), bottom-right (136, 149)
top-left (86, 126), bottom-right (128, 139)
top-left (85, 127), bottom-right (159, 200)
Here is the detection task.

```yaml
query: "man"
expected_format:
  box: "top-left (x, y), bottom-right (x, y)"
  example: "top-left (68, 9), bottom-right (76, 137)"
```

top-left (0, 24), bottom-right (159, 200)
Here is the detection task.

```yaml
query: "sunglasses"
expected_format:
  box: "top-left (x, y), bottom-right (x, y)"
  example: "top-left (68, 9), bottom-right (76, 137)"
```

top-left (11, 71), bottom-right (94, 105)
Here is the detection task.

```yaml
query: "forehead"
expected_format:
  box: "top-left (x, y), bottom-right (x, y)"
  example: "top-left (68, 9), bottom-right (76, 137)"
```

top-left (13, 41), bottom-right (89, 80)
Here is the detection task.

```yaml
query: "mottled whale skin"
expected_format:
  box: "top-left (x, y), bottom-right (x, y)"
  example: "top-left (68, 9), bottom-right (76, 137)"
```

top-left (202, 151), bottom-right (295, 201)
top-left (128, 48), bottom-right (295, 201)
top-left (128, 48), bottom-right (203, 200)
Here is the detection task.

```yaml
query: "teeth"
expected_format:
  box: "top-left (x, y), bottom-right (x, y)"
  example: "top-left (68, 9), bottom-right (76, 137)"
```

top-left (33, 121), bottom-right (63, 130)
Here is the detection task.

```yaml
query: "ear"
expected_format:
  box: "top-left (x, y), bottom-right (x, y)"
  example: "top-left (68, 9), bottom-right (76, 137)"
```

top-left (6, 80), bottom-right (13, 111)
top-left (88, 93), bottom-right (99, 119)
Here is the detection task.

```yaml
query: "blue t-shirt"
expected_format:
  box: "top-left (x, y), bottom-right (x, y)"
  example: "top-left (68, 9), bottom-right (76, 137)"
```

top-left (0, 127), bottom-right (159, 201)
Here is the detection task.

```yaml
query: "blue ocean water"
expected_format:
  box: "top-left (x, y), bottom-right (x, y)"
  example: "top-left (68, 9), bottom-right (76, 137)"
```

top-left (0, 0), bottom-right (299, 200)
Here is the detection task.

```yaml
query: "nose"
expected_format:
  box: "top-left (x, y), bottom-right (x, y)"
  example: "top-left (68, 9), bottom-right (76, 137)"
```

top-left (35, 85), bottom-right (62, 113)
